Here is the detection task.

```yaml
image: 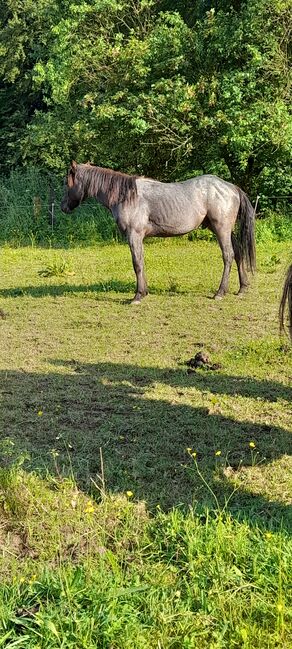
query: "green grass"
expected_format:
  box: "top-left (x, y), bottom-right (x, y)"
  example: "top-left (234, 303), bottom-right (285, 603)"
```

top-left (0, 239), bottom-right (291, 647)
top-left (0, 475), bottom-right (290, 648)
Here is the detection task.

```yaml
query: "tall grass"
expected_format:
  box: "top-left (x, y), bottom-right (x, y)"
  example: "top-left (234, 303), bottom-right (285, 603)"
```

top-left (0, 167), bottom-right (119, 246)
top-left (256, 211), bottom-right (292, 243)
top-left (0, 464), bottom-right (291, 649)
top-left (0, 167), bottom-right (291, 246)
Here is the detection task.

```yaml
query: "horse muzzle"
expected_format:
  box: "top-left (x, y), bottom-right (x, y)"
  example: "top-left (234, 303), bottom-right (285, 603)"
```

top-left (61, 202), bottom-right (71, 214)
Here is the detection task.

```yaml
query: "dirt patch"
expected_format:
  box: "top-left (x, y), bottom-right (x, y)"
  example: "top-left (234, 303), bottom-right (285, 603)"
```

top-left (0, 523), bottom-right (28, 559)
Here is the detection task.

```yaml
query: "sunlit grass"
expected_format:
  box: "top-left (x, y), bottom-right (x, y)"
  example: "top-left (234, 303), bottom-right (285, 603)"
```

top-left (0, 468), bottom-right (291, 648)
top-left (0, 239), bottom-right (291, 647)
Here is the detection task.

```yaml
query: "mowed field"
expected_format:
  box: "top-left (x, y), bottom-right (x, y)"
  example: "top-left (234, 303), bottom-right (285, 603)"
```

top-left (0, 239), bottom-right (291, 648)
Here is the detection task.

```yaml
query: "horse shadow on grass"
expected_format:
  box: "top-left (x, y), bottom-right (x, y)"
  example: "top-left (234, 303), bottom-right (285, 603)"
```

top-left (1, 360), bottom-right (291, 532)
top-left (0, 279), bottom-right (193, 301)
top-left (0, 280), bottom-right (136, 303)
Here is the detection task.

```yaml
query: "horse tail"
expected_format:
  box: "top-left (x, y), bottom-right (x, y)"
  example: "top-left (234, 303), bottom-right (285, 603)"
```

top-left (236, 188), bottom-right (256, 273)
top-left (279, 265), bottom-right (292, 340)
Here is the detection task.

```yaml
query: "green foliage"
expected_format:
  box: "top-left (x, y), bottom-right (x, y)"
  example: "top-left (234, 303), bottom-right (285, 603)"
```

top-left (256, 212), bottom-right (292, 244)
top-left (0, 167), bottom-right (119, 245)
top-left (38, 259), bottom-right (75, 277)
top-left (0, 0), bottom-right (291, 197)
top-left (0, 468), bottom-right (291, 647)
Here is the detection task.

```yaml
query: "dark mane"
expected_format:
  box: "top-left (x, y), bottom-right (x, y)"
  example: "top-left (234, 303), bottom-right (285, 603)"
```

top-left (77, 164), bottom-right (138, 207)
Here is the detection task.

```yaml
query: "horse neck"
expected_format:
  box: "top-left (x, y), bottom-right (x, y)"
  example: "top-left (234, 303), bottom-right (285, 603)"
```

top-left (85, 167), bottom-right (110, 208)
top-left (83, 165), bottom-right (137, 209)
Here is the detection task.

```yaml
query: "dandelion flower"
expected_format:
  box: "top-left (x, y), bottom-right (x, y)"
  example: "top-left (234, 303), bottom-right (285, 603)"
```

top-left (37, 410), bottom-right (43, 417)
top-left (215, 450), bottom-right (221, 456)
top-left (186, 447), bottom-right (192, 453)
top-left (249, 441), bottom-right (256, 449)
top-left (191, 452), bottom-right (197, 459)
top-left (126, 490), bottom-right (134, 498)
top-left (84, 500), bottom-right (95, 514)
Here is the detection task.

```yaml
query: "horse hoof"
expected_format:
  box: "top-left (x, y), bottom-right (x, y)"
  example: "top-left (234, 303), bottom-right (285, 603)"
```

top-left (237, 287), bottom-right (248, 297)
top-left (214, 293), bottom-right (224, 300)
top-left (131, 291), bottom-right (148, 305)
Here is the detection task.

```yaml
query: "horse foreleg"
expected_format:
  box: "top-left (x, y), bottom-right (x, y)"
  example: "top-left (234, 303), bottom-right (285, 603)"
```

top-left (214, 231), bottom-right (234, 299)
top-left (128, 230), bottom-right (148, 304)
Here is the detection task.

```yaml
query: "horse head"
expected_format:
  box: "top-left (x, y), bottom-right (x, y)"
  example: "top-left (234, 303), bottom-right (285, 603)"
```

top-left (61, 161), bottom-right (85, 213)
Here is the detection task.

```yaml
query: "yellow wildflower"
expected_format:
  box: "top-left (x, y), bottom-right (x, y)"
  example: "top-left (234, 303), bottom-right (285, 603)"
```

top-left (249, 441), bottom-right (256, 449)
top-left (215, 450), bottom-right (221, 456)
top-left (191, 452), bottom-right (197, 459)
top-left (266, 532), bottom-right (272, 539)
top-left (37, 410), bottom-right (43, 416)
top-left (84, 501), bottom-right (95, 514)
top-left (126, 490), bottom-right (134, 498)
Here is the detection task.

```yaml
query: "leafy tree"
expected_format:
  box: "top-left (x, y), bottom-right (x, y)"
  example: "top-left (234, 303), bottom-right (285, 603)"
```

top-left (0, 0), bottom-right (291, 197)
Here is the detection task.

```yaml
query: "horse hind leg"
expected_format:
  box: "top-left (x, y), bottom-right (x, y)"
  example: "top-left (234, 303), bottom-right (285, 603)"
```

top-left (231, 232), bottom-right (249, 295)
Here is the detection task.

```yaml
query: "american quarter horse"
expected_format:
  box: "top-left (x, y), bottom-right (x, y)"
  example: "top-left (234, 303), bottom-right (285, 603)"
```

top-left (61, 161), bottom-right (256, 303)
top-left (280, 265), bottom-right (292, 340)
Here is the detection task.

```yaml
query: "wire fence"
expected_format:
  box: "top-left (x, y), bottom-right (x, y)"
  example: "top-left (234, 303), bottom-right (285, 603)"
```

top-left (0, 195), bottom-right (291, 227)
top-left (0, 186), bottom-right (291, 246)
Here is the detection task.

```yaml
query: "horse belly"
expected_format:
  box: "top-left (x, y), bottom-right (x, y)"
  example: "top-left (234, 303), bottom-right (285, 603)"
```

top-left (147, 200), bottom-right (205, 236)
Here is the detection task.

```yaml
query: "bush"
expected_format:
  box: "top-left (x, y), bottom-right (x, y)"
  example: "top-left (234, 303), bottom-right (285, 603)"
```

top-left (256, 211), bottom-right (292, 244)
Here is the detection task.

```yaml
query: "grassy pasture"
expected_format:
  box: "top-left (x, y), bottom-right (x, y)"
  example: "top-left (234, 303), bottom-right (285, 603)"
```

top-left (0, 238), bottom-right (291, 647)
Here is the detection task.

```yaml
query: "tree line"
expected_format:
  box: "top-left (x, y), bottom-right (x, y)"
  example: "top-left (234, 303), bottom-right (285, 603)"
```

top-left (0, 0), bottom-right (291, 197)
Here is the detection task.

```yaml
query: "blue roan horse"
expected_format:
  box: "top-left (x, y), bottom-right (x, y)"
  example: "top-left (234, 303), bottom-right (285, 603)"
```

top-left (61, 161), bottom-right (256, 303)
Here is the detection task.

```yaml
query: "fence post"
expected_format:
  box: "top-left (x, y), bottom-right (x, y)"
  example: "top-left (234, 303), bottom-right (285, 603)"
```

top-left (254, 194), bottom-right (260, 217)
top-left (48, 182), bottom-right (55, 234)
top-left (51, 201), bottom-right (55, 234)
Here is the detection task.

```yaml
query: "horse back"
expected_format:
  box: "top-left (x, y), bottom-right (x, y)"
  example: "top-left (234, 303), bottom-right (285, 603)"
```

top-left (135, 175), bottom-right (239, 236)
